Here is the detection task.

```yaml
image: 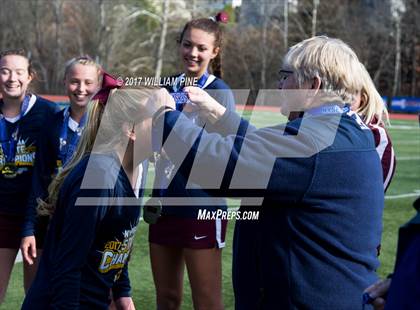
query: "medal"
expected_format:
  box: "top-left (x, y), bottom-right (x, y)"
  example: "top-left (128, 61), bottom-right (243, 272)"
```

top-left (0, 95), bottom-right (31, 179)
top-left (171, 92), bottom-right (190, 111)
top-left (55, 159), bottom-right (63, 174)
top-left (59, 137), bottom-right (67, 148)
top-left (143, 198), bottom-right (162, 224)
top-left (1, 162), bottom-right (18, 178)
top-left (164, 163), bottom-right (175, 180)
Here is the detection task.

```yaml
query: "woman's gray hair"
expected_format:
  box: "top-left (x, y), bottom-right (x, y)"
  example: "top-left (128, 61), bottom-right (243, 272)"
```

top-left (284, 36), bottom-right (364, 104)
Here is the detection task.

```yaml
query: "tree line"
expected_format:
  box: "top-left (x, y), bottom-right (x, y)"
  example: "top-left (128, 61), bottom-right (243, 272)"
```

top-left (0, 0), bottom-right (418, 101)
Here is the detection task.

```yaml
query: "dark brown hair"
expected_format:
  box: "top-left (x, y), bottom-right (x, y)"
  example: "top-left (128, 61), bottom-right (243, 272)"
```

top-left (0, 48), bottom-right (36, 78)
top-left (178, 18), bottom-right (224, 78)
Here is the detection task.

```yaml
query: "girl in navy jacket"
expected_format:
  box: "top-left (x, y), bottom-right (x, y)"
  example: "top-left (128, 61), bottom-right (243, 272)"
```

top-left (0, 49), bottom-right (57, 302)
top-left (148, 13), bottom-right (235, 310)
top-left (20, 56), bottom-right (102, 285)
top-left (22, 86), bottom-right (157, 309)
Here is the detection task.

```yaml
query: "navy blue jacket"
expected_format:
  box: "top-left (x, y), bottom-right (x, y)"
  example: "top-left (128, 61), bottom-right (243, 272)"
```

top-left (22, 108), bottom-right (148, 238)
top-left (154, 76), bottom-right (235, 217)
top-left (154, 106), bottom-right (384, 309)
top-left (22, 107), bottom-right (64, 238)
top-left (22, 153), bottom-right (141, 309)
top-left (0, 95), bottom-right (57, 216)
top-left (385, 198), bottom-right (420, 310)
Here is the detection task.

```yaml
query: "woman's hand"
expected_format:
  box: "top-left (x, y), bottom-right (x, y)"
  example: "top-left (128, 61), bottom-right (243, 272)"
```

top-left (140, 88), bottom-right (175, 119)
top-left (114, 297), bottom-right (136, 310)
top-left (21, 235), bottom-right (37, 265)
top-left (364, 278), bottom-right (391, 310)
top-left (184, 86), bottom-right (226, 123)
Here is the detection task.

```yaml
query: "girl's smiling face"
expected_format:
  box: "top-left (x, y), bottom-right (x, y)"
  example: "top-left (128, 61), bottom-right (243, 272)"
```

top-left (0, 55), bottom-right (33, 101)
top-left (180, 28), bottom-right (219, 78)
top-left (64, 63), bottom-right (100, 109)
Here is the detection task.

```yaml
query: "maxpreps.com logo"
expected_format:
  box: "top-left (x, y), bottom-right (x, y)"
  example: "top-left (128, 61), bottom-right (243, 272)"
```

top-left (98, 226), bottom-right (137, 274)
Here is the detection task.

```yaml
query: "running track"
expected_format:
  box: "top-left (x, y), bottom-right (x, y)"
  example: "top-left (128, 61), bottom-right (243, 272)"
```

top-left (41, 95), bottom-right (418, 121)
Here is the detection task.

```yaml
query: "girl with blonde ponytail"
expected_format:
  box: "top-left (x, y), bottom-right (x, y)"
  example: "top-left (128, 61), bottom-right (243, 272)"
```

top-left (353, 63), bottom-right (396, 192)
top-left (22, 84), bottom-right (158, 310)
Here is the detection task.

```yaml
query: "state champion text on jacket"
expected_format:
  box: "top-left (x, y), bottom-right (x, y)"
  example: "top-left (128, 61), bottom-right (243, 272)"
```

top-left (22, 153), bottom-right (141, 309)
top-left (0, 95), bottom-right (57, 215)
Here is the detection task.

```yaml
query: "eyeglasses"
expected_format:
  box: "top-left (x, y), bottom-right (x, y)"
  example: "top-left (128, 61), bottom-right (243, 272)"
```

top-left (278, 69), bottom-right (294, 81)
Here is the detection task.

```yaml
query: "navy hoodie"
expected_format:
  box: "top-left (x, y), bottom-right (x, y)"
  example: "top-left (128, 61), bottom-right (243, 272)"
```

top-left (0, 95), bottom-right (57, 216)
top-left (22, 153), bottom-right (141, 309)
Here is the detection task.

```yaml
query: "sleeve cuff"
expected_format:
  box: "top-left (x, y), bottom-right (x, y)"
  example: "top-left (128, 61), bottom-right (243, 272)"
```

top-left (21, 229), bottom-right (35, 238)
top-left (112, 287), bottom-right (131, 299)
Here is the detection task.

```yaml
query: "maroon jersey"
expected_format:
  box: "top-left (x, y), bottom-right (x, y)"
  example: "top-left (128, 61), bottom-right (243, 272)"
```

top-left (368, 121), bottom-right (396, 192)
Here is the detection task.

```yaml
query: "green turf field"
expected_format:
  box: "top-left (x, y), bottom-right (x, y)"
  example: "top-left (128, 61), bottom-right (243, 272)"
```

top-left (1, 112), bottom-right (419, 309)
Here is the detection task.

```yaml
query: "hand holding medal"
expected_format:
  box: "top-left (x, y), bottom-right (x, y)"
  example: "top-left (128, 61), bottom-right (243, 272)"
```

top-left (0, 95), bottom-right (31, 178)
top-left (183, 86), bottom-right (226, 123)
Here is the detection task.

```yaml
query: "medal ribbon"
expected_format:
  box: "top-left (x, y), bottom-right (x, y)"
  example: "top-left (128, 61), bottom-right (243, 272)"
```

top-left (157, 72), bottom-right (211, 195)
top-left (172, 71), bottom-right (210, 93)
top-left (59, 106), bottom-right (87, 166)
top-left (0, 95), bottom-right (31, 164)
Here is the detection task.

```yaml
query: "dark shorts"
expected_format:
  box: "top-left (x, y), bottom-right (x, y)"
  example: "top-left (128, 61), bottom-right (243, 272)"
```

top-left (0, 213), bottom-right (48, 249)
top-left (149, 215), bottom-right (228, 249)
